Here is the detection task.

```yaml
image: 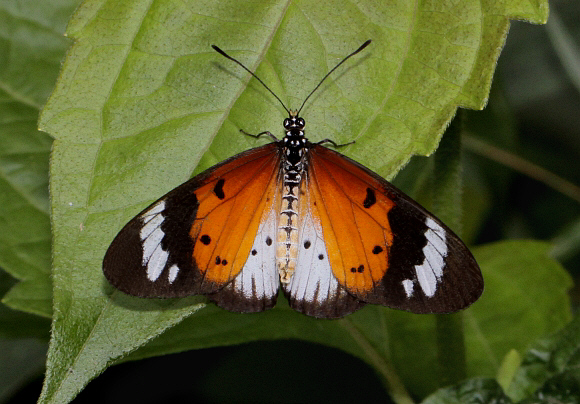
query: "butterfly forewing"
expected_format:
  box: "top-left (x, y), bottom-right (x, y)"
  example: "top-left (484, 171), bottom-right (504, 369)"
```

top-left (301, 144), bottom-right (483, 314)
top-left (103, 143), bottom-right (283, 306)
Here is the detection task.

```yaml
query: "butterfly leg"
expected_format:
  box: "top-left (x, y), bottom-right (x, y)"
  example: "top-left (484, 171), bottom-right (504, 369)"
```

top-left (316, 139), bottom-right (355, 148)
top-left (240, 129), bottom-right (279, 142)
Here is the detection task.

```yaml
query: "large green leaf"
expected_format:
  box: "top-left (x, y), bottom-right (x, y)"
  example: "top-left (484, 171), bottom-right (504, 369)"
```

top-left (0, 1), bottom-right (80, 400)
top-left (38, 1), bottom-right (550, 403)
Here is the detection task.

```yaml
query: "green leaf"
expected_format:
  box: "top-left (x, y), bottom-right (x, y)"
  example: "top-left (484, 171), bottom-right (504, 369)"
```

top-left (519, 367), bottom-right (580, 403)
top-left (0, 270), bottom-right (50, 339)
top-left (422, 378), bottom-right (513, 404)
top-left (0, 0), bottom-right (72, 318)
top-left (39, 1), bottom-right (550, 403)
top-left (508, 313), bottom-right (580, 401)
top-left (0, 1), bottom-right (83, 317)
top-left (0, 3), bottom-right (80, 401)
top-left (497, 349), bottom-right (523, 392)
top-left (466, 241), bottom-right (572, 373)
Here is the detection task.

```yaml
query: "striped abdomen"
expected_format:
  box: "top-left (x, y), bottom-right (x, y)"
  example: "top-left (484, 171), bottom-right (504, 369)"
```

top-left (276, 163), bottom-right (304, 283)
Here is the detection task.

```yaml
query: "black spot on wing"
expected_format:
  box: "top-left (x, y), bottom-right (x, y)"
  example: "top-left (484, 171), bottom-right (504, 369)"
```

top-left (213, 178), bottom-right (225, 200)
top-left (304, 240), bottom-right (311, 249)
top-left (372, 245), bottom-right (383, 254)
top-left (200, 234), bottom-right (211, 245)
top-left (266, 236), bottom-right (272, 246)
top-left (363, 188), bottom-right (376, 208)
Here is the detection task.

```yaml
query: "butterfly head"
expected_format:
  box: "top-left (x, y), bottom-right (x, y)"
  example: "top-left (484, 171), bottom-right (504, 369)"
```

top-left (284, 113), bottom-right (305, 131)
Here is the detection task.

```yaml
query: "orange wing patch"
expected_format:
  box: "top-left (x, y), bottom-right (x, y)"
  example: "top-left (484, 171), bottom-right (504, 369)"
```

top-left (307, 145), bottom-right (395, 297)
top-left (103, 143), bottom-right (283, 299)
top-left (189, 145), bottom-right (281, 290)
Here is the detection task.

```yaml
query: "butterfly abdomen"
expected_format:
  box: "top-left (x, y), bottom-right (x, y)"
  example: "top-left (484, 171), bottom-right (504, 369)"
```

top-left (277, 164), bottom-right (304, 283)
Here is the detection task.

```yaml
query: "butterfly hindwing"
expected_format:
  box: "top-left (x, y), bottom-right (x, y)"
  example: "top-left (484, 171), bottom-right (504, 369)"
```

top-left (207, 199), bottom-right (281, 313)
top-left (103, 143), bottom-right (282, 311)
top-left (282, 182), bottom-right (365, 318)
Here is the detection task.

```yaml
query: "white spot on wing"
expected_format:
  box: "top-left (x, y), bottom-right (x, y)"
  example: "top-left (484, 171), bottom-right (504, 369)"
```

top-left (241, 265), bottom-right (255, 298)
top-left (402, 279), bottom-right (414, 297)
top-left (415, 218), bottom-right (448, 297)
top-left (416, 265), bottom-right (436, 297)
top-left (142, 227), bottom-right (164, 265)
top-left (137, 201), bottom-right (173, 283)
top-left (147, 244), bottom-right (169, 281)
top-left (141, 214), bottom-right (164, 241)
top-left (168, 264), bottom-right (179, 283)
top-left (144, 201), bottom-right (165, 217)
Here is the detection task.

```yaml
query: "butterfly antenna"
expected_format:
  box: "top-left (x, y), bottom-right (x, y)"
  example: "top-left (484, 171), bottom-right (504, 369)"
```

top-left (212, 45), bottom-right (291, 116)
top-left (297, 39), bottom-right (371, 116)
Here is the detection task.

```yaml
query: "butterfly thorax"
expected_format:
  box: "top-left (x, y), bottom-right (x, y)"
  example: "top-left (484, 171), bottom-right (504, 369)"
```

top-left (277, 115), bottom-right (309, 283)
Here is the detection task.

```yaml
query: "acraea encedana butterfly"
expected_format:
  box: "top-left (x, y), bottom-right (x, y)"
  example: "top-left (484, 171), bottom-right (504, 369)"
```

top-left (103, 40), bottom-right (483, 318)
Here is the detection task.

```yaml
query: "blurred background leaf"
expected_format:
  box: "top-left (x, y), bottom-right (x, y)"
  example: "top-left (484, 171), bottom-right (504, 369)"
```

top-left (0, 0), bottom-right (81, 401)
top-left (507, 311), bottom-right (580, 401)
top-left (423, 312), bottom-right (580, 403)
top-left (422, 378), bottom-right (513, 404)
top-left (0, 0), bottom-right (80, 318)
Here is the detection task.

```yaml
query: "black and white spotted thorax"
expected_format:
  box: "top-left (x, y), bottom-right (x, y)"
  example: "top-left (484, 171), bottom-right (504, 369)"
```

top-left (277, 113), bottom-right (310, 283)
top-left (282, 114), bottom-right (308, 166)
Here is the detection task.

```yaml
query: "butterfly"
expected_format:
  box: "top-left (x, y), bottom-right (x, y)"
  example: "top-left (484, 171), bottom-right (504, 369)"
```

top-left (103, 40), bottom-right (483, 318)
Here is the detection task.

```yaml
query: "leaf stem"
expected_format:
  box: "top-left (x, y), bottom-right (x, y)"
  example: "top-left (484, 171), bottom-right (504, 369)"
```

top-left (463, 135), bottom-right (580, 204)
top-left (432, 112), bottom-right (467, 386)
